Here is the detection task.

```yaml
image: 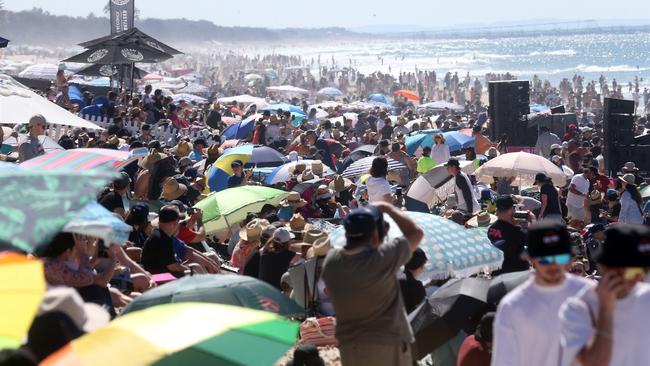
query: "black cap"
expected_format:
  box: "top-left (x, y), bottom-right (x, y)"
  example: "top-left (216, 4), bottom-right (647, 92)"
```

top-left (534, 173), bottom-right (548, 184)
top-left (596, 224), bottom-right (650, 267)
top-left (126, 203), bottom-right (149, 226)
top-left (158, 206), bottom-right (180, 223)
top-left (445, 158), bottom-right (460, 168)
top-left (231, 159), bottom-right (243, 167)
top-left (527, 221), bottom-right (572, 257)
top-left (495, 195), bottom-right (515, 212)
top-left (343, 206), bottom-right (382, 239)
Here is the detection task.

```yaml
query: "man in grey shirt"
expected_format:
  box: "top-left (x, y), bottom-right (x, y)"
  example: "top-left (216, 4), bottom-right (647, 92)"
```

top-left (18, 114), bottom-right (47, 162)
top-left (534, 125), bottom-right (561, 158)
top-left (322, 202), bottom-right (424, 366)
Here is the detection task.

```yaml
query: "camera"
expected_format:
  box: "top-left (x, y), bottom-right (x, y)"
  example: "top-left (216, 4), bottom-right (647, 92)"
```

top-left (514, 210), bottom-right (529, 220)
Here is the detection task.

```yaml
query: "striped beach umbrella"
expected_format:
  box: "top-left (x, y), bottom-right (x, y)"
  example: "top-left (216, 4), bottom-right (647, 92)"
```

top-left (20, 148), bottom-right (147, 171)
top-left (41, 303), bottom-right (299, 366)
top-left (341, 156), bottom-right (407, 179)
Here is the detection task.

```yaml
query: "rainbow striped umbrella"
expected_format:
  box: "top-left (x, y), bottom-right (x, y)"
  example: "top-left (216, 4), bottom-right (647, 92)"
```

top-left (42, 303), bottom-right (299, 366)
top-left (20, 148), bottom-right (148, 171)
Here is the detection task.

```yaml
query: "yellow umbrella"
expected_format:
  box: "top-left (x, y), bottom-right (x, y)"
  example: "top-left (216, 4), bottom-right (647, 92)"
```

top-left (215, 144), bottom-right (254, 175)
top-left (0, 252), bottom-right (46, 349)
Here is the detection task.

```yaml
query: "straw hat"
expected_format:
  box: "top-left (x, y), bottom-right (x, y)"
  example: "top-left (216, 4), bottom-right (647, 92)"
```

top-left (205, 144), bottom-right (221, 159)
top-left (306, 236), bottom-right (332, 259)
top-left (160, 177), bottom-right (187, 201)
top-left (173, 141), bottom-right (192, 157)
top-left (622, 162), bottom-right (637, 173)
top-left (619, 173), bottom-right (636, 185)
top-left (311, 160), bottom-right (324, 177)
top-left (329, 175), bottom-right (353, 193)
top-left (297, 170), bottom-right (317, 183)
top-left (304, 229), bottom-right (327, 245)
top-left (288, 213), bottom-right (307, 233)
top-left (280, 191), bottom-right (308, 208)
top-left (239, 219), bottom-right (263, 242)
top-left (466, 211), bottom-right (497, 228)
top-left (289, 162), bottom-right (307, 175)
top-left (139, 149), bottom-right (167, 170)
top-left (315, 185), bottom-right (333, 201)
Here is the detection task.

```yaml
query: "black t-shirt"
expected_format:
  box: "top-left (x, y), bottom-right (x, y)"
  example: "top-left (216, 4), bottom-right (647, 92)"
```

top-left (259, 250), bottom-right (295, 289)
top-left (99, 191), bottom-right (124, 213)
top-left (243, 250), bottom-right (261, 278)
top-left (398, 270), bottom-right (426, 314)
top-left (487, 220), bottom-right (530, 275)
top-left (141, 228), bottom-right (177, 274)
top-left (227, 174), bottom-right (243, 188)
top-left (540, 182), bottom-right (562, 217)
top-left (129, 228), bottom-right (148, 248)
top-left (380, 124), bottom-right (393, 140)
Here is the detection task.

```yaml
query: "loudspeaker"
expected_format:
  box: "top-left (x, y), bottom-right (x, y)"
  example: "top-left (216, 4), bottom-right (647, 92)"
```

top-left (550, 105), bottom-right (566, 114)
top-left (488, 81), bottom-right (530, 143)
top-left (604, 98), bottom-right (635, 115)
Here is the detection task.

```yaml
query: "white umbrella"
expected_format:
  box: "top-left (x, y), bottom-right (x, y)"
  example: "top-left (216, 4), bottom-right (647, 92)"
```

top-left (474, 151), bottom-right (568, 186)
top-left (311, 101), bottom-right (342, 109)
top-left (266, 85), bottom-right (309, 94)
top-left (317, 87), bottom-right (343, 97)
top-left (244, 74), bottom-right (263, 81)
top-left (419, 101), bottom-right (465, 111)
top-left (172, 93), bottom-right (207, 104)
top-left (341, 156), bottom-right (407, 179)
top-left (3, 135), bottom-right (63, 153)
top-left (217, 94), bottom-right (265, 105)
top-left (178, 82), bottom-right (209, 95)
top-left (0, 74), bottom-right (103, 129)
top-left (18, 64), bottom-right (71, 80)
top-left (407, 161), bottom-right (474, 207)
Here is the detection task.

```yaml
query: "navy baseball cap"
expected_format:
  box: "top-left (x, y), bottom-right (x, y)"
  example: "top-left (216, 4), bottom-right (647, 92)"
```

top-left (527, 221), bottom-right (572, 257)
top-left (343, 206), bottom-right (382, 239)
top-left (597, 224), bottom-right (650, 267)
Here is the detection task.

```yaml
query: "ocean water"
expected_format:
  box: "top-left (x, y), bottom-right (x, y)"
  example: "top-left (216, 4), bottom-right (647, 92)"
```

top-left (243, 30), bottom-right (650, 87)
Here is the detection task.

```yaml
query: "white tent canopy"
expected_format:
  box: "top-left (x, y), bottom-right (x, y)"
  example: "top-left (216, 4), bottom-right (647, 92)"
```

top-left (18, 64), bottom-right (72, 80)
top-left (0, 74), bottom-right (103, 129)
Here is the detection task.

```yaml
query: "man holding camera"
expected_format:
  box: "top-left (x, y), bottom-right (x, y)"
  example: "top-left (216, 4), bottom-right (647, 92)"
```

top-left (322, 202), bottom-right (424, 366)
top-left (487, 195), bottom-right (532, 275)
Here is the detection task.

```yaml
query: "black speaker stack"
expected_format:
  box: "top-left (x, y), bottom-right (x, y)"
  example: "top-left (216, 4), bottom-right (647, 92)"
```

top-left (603, 97), bottom-right (648, 174)
top-left (488, 81), bottom-right (532, 146)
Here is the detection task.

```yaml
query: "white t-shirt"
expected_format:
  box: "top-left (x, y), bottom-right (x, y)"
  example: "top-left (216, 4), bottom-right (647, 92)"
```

top-left (566, 174), bottom-right (590, 208)
top-left (365, 176), bottom-right (391, 203)
top-left (560, 282), bottom-right (650, 366)
top-left (492, 275), bottom-right (591, 366)
top-left (430, 143), bottom-right (450, 165)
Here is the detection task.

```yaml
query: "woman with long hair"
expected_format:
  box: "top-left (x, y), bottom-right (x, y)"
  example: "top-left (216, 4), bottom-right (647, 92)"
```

top-left (366, 156), bottom-right (392, 203)
top-left (618, 174), bottom-right (644, 224)
top-left (430, 133), bottom-right (450, 166)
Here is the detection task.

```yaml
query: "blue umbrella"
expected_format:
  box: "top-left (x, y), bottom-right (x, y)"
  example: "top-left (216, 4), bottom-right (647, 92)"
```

top-left (317, 87), bottom-right (343, 97)
top-left (406, 131), bottom-right (474, 155)
top-left (328, 211), bottom-right (504, 280)
top-left (221, 117), bottom-right (257, 140)
top-left (259, 103), bottom-right (306, 116)
top-left (207, 144), bottom-right (255, 192)
top-left (529, 103), bottom-right (550, 113)
top-left (64, 201), bottom-right (132, 245)
top-left (368, 93), bottom-right (391, 105)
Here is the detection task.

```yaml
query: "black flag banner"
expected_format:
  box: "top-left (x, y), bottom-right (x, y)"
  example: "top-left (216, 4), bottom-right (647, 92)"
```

top-left (109, 0), bottom-right (135, 34)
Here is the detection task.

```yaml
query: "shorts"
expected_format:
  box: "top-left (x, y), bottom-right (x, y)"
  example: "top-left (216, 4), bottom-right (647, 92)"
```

top-left (567, 205), bottom-right (585, 221)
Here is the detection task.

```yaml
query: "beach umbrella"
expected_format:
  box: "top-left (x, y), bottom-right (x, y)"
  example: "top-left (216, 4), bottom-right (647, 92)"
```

top-left (2, 135), bottom-right (64, 155)
top-left (244, 145), bottom-right (286, 168)
top-left (264, 160), bottom-right (335, 185)
top-left (0, 252), bottom-right (46, 349)
top-left (20, 148), bottom-right (147, 171)
top-left (122, 274), bottom-right (303, 317)
top-left (62, 43), bottom-right (172, 65)
top-left (172, 93), bottom-right (207, 104)
top-left (474, 151), bottom-right (568, 186)
top-left (41, 303), bottom-right (298, 366)
top-left (0, 168), bottom-right (116, 253)
top-left (317, 87), bottom-right (343, 97)
top-left (75, 64), bottom-right (150, 80)
top-left (394, 89), bottom-right (419, 101)
top-left (221, 114), bottom-right (258, 140)
top-left (336, 145), bottom-right (376, 173)
top-left (418, 101), bottom-right (465, 112)
top-left (259, 103), bottom-right (306, 116)
top-left (341, 155), bottom-right (407, 179)
top-left (487, 270), bottom-right (532, 308)
top-left (0, 74), bottom-right (103, 129)
top-left (405, 130), bottom-right (475, 155)
top-left (368, 93), bottom-right (391, 105)
top-left (406, 161), bottom-right (475, 207)
top-left (178, 83), bottom-right (209, 95)
top-left (220, 116), bottom-right (240, 126)
top-left (17, 64), bottom-right (72, 80)
top-left (206, 145), bottom-right (254, 192)
top-left (63, 201), bottom-right (133, 246)
top-left (0, 37), bottom-right (8, 48)
top-left (194, 186), bottom-right (288, 234)
top-left (266, 85), bottom-right (309, 95)
top-left (217, 94), bottom-right (265, 105)
top-left (143, 73), bottom-right (164, 81)
top-left (78, 27), bottom-right (183, 56)
top-left (409, 278), bottom-right (490, 358)
top-left (244, 74), bottom-right (264, 81)
top-left (328, 211), bottom-right (504, 280)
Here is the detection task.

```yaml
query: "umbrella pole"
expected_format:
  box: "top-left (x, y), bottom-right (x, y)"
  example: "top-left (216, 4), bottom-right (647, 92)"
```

top-left (130, 62), bottom-right (135, 94)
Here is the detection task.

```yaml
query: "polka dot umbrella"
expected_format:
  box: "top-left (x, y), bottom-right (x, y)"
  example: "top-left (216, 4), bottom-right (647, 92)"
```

top-left (328, 211), bottom-right (503, 280)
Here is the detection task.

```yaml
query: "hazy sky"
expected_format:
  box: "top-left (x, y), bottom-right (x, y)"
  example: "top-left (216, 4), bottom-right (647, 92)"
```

top-left (2, 0), bottom-right (647, 29)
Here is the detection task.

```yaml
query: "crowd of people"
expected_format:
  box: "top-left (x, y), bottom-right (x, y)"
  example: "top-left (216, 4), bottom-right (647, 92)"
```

top-left (2, 47), bottom-right (650, 365)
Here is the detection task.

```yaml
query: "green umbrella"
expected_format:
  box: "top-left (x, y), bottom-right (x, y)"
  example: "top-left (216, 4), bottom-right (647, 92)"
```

top-left (121, 274), bottom-right (303, 318)
top-left (0, 168), bottom-right (116, 253)
top-left (194, 186), bottom-right (288, 234)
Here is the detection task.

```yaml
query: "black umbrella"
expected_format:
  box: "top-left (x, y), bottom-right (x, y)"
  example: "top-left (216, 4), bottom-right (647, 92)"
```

top-left (336, 145), bottom-right (375, 173)
top-left (75, 64), bottom-right (148, 79)
top-left (78, 27), bottom-right (183, 55)
top-left (62, 43), bottom-right (172, 64)
top-left (487, 270), bottom-right (531, 309)
top-left (409, 278), bottom-right (490, 359)
top-left (0, 37), bottom-right (9, 48)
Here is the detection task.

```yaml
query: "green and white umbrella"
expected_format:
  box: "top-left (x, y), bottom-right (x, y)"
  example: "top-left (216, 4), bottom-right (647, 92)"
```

top-left (328, 211), bottom-right (503, 280)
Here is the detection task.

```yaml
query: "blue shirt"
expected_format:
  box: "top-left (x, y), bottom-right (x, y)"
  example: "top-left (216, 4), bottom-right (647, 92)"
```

top-left (189, 149), bottom-right (203, 163)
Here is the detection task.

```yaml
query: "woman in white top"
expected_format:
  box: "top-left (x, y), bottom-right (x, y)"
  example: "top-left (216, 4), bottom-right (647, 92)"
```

top-left (365, 156), bottom-right (392, 203)
top-left (618, 174), bottom-right (644, 224)
top-left (430, 133), bottom-right (450, 166)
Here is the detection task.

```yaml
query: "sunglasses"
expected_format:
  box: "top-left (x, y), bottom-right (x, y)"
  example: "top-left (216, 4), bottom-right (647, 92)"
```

top-left (537, 253), bottom-right (571, 266)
